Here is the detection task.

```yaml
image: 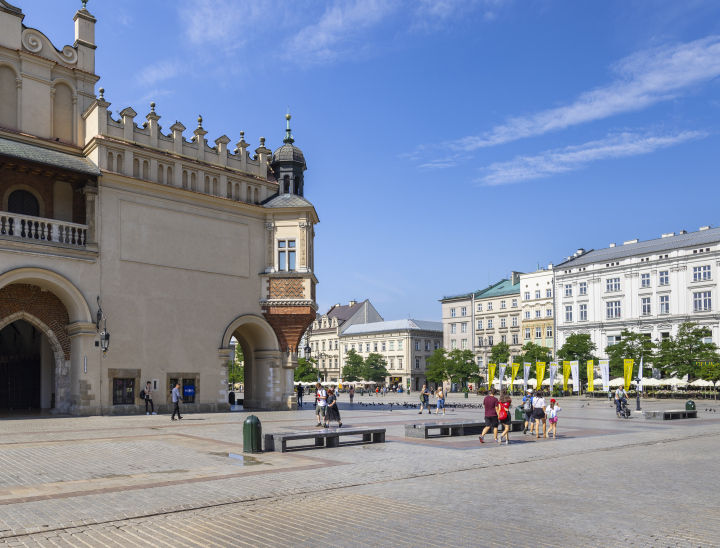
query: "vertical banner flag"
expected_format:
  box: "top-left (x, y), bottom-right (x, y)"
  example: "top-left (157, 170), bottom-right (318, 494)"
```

top-left (637, 356), bottom-right (644, 391)
top-left (488, 363), bottom-right (497, 390)
top-left (623, 359), bottom-right (634, 391)
top-left (499, 364), bottom-right (507, 390)
top-left (523, 363), bottom-right (531, 391)
top-left (587, 360), bottom-right (595, 392)
top-left (600, 360), bottom-right (610, 392)
top-left (511, 363), bottom-right (520, 390)
top-left (548, 364), bottom-right (558, 390)
top-left (563, 361), bottom-right (571, 391)
top-left (570, 360), bottom-right (579, 393)
top-left (536, 362), bottom-right (546, 390)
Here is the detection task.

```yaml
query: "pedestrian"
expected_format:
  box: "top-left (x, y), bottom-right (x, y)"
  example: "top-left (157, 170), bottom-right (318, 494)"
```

top-left (296, 383), bottom-right (304, 408)
top-left (314, 382), bottom-right (327, 427)
top-left (418, 384), bottom-right (431, 414)
top-left (497, 389), bottom-right (512, 444)
top-left (479, 388), bottom-right (500, 443)
top-left (614, 386), bottom-right (628, 418)
top-left (435, 386), bottom-right (446, 415)
top-left (546, 398), bottom-right (562, 438)
top-left (325, 388), bottom-right (342, 428)
top-left (349, 385), bottom-right (355, 404)
top-left (143, 381), bottom-right (156, 415)
top-left (532, 390), bottom-right (547, 438)
top-left (171, 382), bottom-right (183, 420)
top-left (522, 389), bottom-right (535, 435)
top-left (376, 387), bottom-right (379, 397)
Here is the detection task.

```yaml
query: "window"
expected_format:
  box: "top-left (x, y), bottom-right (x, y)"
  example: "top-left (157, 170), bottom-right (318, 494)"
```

top-left (366, 343), bottom-right (370, 352)
top-left (450, 324), bottom-right (456, 334)
top-left (373, 342), bottom-right (378, 352)
top-left (389, 358), bottom-right (394, 369)
top-left (322, 341), bottom-right (326, 351)
top-left (535, 327), bottom-right (541, 339)
top-left (334, 340), bottom-right (338, 350)
top-left (606, 301), bottom-right (621, 319)
top-left (461, 323), bottom-right (468, 333)
top-left (500, 318), bottom-right (506, 328)
top-left (344, 344), bottom-right (348, 353)
top-left (524, 328), bottom-right (531, 340)
top-left (564, 284), bottom-right (572, 297)
top-left (7, 189), bottom-right (40, 217)
top-left (488, 302), bottom-right (493, 311)
top-left (488, 319), bottom-right (493, 329)
top-left (415, 341), bottom-right (420, 351)
top-left (477, 320), bottom-right (483, 329)
top-left (694, 266), bottom-right (712, 282)
top-left (565, 306), bottom-right (572, 322)
top-left (434, 342), bottom-right (440, 350)
top-left (381, 342), bottom-right (386, 351)
top-left (477, 303), bottom-right (482, 312)
top-left (461, 339), bottom-right (468, 349)
top-left (659, 271), bottom-right (669, 285)
top-left (477, 357), bottom-right (483, 368)
top-left (415, 358), bottom-right (420, 369)
top-left (524, 311), bottom-right (531, 319)
top-left (512, 299), bottom-right (517, 307)
top-left (546, 289), bottom-right (552, 298)
top-left (450, 308), bottom-right (456, 317)
top-left (425, 341), bottom-right (430, 351)
top-left (641, 273), bottom-right (650, 288)
top-left (606, 278), bottom-right (620, 292)
top-left (398, 358), bottom-right (403, 368)
top-left (461, 307), bottom-right (467, 316)
top-left (535, 290), bottom-right (541, 299)
top-left (546, 325), bottom-right (553, 338)
top-left (277, 240), bottom-right (296, 271)
top-left (182, 379), bottom-right (196, 404)
top-left (501, 335), bottom-right (506, 344)
top-left (478, 337), bottom-right (483, 347)
top-left (546, 309), bottom-right (553, 317)
top-left (579, 282), bottom-right (587, 295)
top-left (579, 303), bottom-right (587, 321)
top-left (113, 378), bottom-right (135, 405)
top-left (641, 297), bottom-right (651, 316)
top-left (535, 310), bottom-right (541, 318)
top-left (389, 341), bottom-right (394, 351)
top-left (694, 291), bottom-right (712, 312)
top-left (487, 336), bottom-right (493, 346)
top-left (398, 340), bottom-right (403, 350)
top-left (660, 295), bottom-right (669, 314)
top-left (607, 335), bottom-right (621, 346)
top-left (451, 340), bottom-right (457, 350)
top-left (524, 292), bottom-right (530, 300)
top-left (501, 300), bottom-right (506, 309)
top-left (351, 344), bottom-right (356, 351)
top-left (512, 334), bottom-right (519, 345)
top-left (512, 317), bottom-right (518, 327)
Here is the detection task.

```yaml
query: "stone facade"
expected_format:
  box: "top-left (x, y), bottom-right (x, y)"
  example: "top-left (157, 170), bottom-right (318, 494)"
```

top-left (519, 268), bottom-right (555, 354)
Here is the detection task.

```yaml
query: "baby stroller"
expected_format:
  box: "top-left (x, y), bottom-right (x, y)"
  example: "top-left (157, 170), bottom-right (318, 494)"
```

top-left (618, 397), bottom-right (631, 419)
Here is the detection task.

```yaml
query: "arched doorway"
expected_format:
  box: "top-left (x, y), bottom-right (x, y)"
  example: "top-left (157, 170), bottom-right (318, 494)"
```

top-left (220, 315), bottom-right (289, 410)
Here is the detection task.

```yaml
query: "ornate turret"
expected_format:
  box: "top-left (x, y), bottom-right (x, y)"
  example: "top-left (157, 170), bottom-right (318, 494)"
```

top-left (271, 113), bottom-right (306, 196)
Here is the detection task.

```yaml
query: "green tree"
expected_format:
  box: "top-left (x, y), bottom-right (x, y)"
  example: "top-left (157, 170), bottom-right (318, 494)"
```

top-left (228, 344), bottom-right (244, 384)
top-left (655, 322), bottom-right (719, 379)
top-left (362, 353), bottom-right (390, 383)
top-left (557, 333), bottom-right (598, 380)
top-left (489, 341), bottom-right (511, 365)
top-left (699, 361), bottom-right (720, 383)
top-left (518, 342), bottom-right (552, 365)
top-left (604, 331), bottom-right (656, 378)
top-left (341, 349), bottom-right (364, 381)
top-left (446, 349), bottom-right (480, 388)
top-left (425, 348), bottom-right (450, 385)
top-left (294, 357), bottom-right (318, 382)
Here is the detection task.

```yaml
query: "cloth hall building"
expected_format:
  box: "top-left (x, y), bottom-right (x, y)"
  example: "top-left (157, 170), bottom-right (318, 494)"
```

top-left (0, 1), bottom-right (318, 414)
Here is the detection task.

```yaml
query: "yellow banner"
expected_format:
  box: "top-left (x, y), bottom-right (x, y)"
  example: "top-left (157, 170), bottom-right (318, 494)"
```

top-left (563, 361), bottom-right (571, 391)
top-left (536, 362), bottom-right (546, 389)
top-left (587, 360), bottom-right (594, 392)
top-left (624, 359), bottom-right (634, 390)
top-left (510, 363), bottom-right (520, 390)
top-left (488, 363), bottom-right (496, 389)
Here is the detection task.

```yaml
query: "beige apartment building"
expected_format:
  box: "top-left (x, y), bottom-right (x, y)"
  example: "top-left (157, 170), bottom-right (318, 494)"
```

top-left (0, 2), bottom-right (318, 414)
top-left (519, 267), bottom-right (555, 353)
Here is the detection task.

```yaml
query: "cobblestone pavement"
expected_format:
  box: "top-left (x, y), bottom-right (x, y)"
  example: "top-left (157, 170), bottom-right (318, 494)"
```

top-left (0, 394), bottom-right (718, 547)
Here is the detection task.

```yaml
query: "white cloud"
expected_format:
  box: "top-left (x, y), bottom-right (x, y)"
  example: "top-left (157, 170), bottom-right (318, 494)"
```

top-left (447, 36), bottom-right (720, 151)
top-left (413, 0), bottom-right (509, 28)
top-left (480, 130), bottom-right (708, 185)
top-left (136, 60), bottom-right (183, 86)
top-left (179, 0), bottom-right (265, 45)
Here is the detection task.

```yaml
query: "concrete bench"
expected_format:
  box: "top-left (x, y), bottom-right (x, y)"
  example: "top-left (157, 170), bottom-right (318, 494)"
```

top-left (405, 420), bottom-right (523, 439)
top-left (645, 410), bottom-right (698, 420)
top-left (264, 427), bottom-right (386, 453)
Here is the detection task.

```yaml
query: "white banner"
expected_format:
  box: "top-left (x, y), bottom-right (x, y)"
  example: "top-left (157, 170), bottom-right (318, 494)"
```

top-left (499, 364), bottom-right (507, 389)
top-left (548, 364), bottom-right (558, 388)
top-left (523, 363), bottom-right (531, 390)
top-left (570, 360), bottom-right (579, 393)
top-left (600, 360), bottom-right (610, 392)
top-left (637, 356), bottom-right (644, 391)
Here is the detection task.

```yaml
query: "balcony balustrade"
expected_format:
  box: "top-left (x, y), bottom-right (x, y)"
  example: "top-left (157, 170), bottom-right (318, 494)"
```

top-left (0, 211), bottom-right (87, 247)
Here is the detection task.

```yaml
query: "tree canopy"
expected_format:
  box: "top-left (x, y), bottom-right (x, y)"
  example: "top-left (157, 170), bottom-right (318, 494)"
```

top-left (229, 344), bottom-right (244, 384)
top-left (446, 349), bottom-right (480, 387)
top-left (654, 322), bottom-right (719, 379)
top-left (340, 350), bottom-right (389, 383)
top-left (294, 357), bottom-right (318, 382)
top-left (604, 331), bottom-right (656, 377)
top-left (341, 349), bottom-right (364, 382)
top-left (489, 341), bottom-right (510, 365)
top-left (557, 333), bottom-right (598, 379)
top-left (517, 342), bottom-right (552, 365)
top-left (425, 348), bottom-right (450, 385)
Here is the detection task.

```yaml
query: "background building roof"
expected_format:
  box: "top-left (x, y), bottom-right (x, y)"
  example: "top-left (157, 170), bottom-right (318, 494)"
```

top-left (0, 137), bottom-right (100, 176)
top-left (343, 319), bottom-right (442, 335)
top-left (262, 193), bottom-right (314, 208)
top-left (474, 278), bottom-right (521, 299)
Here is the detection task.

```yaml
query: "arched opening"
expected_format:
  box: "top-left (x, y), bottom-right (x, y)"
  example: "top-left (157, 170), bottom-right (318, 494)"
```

top-left (283, 175), bottom-right (290, 194)
top-left (52, 83), bottom-right (74, 142)
top-left (254, 188), bottom-right (258, 204)
top-left (7, 189), bottom-right (39, 217)
top-left (246, 186), bottom-right (251, 202)
top-left (106, 151), bottom-right (114, 172)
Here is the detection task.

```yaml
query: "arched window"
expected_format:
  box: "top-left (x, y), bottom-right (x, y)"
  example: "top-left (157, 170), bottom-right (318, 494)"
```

top-left (166, 166), bottom-right (173, 185)
top-left (283, 175), bottom-right (290, 194)
top-left (182, 171), bottom-right (188, 189)
top-left (254, 188), bottom-right (259, 204)
top-left (106, 151), bottom-right (114, 172)
top-left (116, 154), bottom-right (123, 175)
top-left (52, 83), bottom-right (74, 142)
top-left (296, 175), bottom-right (303, 196)
top-left (157, 164), bottom-right (164, 184)
top-left (246, 186), bottom-right (251, 202)
top-left (8, 190), bottom-right (40, 217)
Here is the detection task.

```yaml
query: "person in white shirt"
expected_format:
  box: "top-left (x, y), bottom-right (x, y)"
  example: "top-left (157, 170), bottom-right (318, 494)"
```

top-left (171, 383), bottom-right (183, 420)
top-left (144, 381), bottom-right (157, 415)
top-left (545, 399), bottom-right (562, 439)
top-left (532, 391), bottom-right (547, 439)
top-left (314, 382), bottom-right (327, 427)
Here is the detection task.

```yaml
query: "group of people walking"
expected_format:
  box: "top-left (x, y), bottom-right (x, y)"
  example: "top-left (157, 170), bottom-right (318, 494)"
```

top-left (313, 382), bottom-right (342, 428)
top-left (480, 387), bottom-right (562, 444)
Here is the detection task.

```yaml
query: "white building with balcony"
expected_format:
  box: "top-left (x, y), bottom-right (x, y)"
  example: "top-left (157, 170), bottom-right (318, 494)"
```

top-left (554, 227), bottom-right (720, 357)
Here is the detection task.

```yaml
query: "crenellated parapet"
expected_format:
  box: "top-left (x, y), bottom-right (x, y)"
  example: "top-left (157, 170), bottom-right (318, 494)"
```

top-left (82, 91), bottom-right (277, 203)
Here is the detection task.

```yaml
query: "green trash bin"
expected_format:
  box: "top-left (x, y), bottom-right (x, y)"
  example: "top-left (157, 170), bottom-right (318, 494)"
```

top-left (514, 406), bottom-right (525, 421)
top-left (686, 400), bottom-right (696, 411)
top-left (464, 392), bottom-right (469, 398)
top-left (243, 415), bottom-right (262, 454)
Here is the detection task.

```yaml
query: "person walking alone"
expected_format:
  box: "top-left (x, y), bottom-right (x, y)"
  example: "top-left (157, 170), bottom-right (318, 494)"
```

top-left (418, 384), bottom-right (431, 414)
top-left (546, 398), bottom-right (562, 438)
top-left (349, 385), bottom-right (355, 404)
top-left (522, 389), bottom-right (535, 435)
top-left (479, 388), bottom-right (500, 443)
top-left (171, 382), bottom-right (183, 420)
top-left (325, 388), bottom-right (342, 428)
top-left (497, 390), bottom-right (512, 444)
top-left (532, 390), bottom-right (547, 438)
top-left (296, 383), bottom-right (304, 408)
top-left (314, 382), bottom-right (327, 427)
top-left (435, 386), bottom-right (446, 415)
top-left (143, 381), bottom-right (156, 415)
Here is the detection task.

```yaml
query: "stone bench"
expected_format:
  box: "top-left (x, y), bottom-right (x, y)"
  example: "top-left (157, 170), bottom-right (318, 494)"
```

top-left (405, 420), bottom-right (524, 439)
top-left (645, 410), bottom-right (698, 420)
top-left (264, 427), bottom-right (386, 453)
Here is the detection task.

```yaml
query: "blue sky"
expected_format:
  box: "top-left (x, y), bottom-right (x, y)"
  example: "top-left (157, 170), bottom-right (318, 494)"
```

top-left (23, 0), bottom-right (720, 321)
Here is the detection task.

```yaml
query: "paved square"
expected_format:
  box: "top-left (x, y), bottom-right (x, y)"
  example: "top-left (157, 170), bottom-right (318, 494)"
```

top-left (0, 393), bottom-right (718, 547)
